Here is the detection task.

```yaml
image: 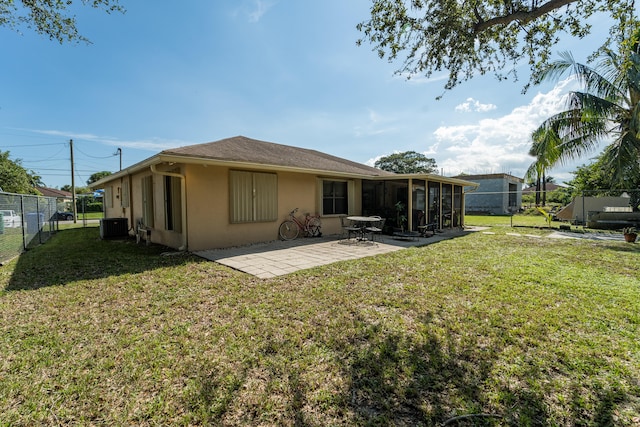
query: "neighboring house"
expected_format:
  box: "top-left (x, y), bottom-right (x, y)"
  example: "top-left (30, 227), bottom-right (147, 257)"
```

top-left (454, 173), bottom-right (523, 215)
top-left (91, 136), bottom-right (477, 251)
top-left (35, 186), bottom-right (73, 210)
top-left (522, 182), bottom-right (563, 196)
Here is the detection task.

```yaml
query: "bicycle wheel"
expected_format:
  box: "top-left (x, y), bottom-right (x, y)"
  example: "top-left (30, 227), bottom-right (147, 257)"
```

top-left (306, 217), bottom-right (322, 237)
top-left (279, 220), bottom-right (299, 240)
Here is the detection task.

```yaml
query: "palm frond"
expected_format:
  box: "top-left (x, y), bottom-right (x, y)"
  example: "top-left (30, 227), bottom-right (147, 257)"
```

top-left (600, 133), bottom-right (640, 184)
top-left (542, 52), bottom-right (627, 102)
top-left (530, 33), bottom-right (640, 182)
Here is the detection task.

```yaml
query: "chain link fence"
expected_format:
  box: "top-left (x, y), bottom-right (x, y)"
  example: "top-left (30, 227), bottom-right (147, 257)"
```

top-left (0, 191), bottom-right (61, 264)
top-left (464, 188), bottom-right (640, 229)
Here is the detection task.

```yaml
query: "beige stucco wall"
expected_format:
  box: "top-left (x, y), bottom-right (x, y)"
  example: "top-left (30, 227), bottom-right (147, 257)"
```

top-left (101, 170), bottom-right (183, 248)
top-left (99, 162), bottom-right (371, 251)
top-left (102, 179), bottom-right (128, 225)
top-left (185, 165), bottom-right (353, 250)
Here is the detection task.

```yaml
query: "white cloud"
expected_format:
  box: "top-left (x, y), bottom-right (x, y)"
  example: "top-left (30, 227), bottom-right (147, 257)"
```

top-left (434, 80), bottom-right (575, 178)
top-left (454, 97), bottom-right (497, 113)
top-left (26, 129), bottom-right (191, 151)
top-left (247, 0), bottom-right (274, 23)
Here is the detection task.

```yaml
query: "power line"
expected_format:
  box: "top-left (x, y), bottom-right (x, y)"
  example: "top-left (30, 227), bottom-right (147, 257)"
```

top-left (26, 168), bottom-right (99, 172)
top-left (74, 144), bottom-right (119, 159)
top-left (20, 147), bottom-right (66, 163)
top-left (1, 142), bottom-right (67, 147)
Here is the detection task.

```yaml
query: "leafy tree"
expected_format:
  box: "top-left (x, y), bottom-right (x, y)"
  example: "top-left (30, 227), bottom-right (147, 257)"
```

top-left (357, 0), bottom-right (637, 94)
top-left (1, 0), bottom-right (124, 43)
top-left (87, 171), bottom-right (112, 186)
top-left (374, 151), bottom-right (438, 174)
top-left (0, 151), bottom-right (40, 194)
top-left (528, 29), bottom-right (640, 191)
top-left (566, 159), bottom-right (617, 196)
top-left (547, 187), bottom-right (572, 205)
top-left (567, 154), bottom-right (640, 194)
top-left (61, 184), bottom-right (93, 194)
top-left (568, 155), bottom-right (640, 210)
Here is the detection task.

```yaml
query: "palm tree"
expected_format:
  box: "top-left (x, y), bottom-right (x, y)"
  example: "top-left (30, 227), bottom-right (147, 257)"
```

top-left (528, 30), bottom-right (640, 187)
top-left (526, 125), bottom-right (561, 206)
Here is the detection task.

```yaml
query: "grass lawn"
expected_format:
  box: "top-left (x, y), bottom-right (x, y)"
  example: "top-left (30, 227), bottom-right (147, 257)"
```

top-left (466, 214), bottom-right (552, 228)
top-left (1, 227), bottom-right (639, 425)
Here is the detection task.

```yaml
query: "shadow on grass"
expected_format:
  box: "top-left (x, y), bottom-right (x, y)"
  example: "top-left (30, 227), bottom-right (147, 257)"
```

top-left (606, 243), bottom-right (640, 254)
top-left (168, 302), bottom-right (639, 425)
top-left (177, 300), bottom-right (639, 425)
top-left (343, 314), bottom-right (506, 426)
top-left (3, 227), bottom-right (197, 291)
top-left (341, 314), bottom-right (637, 425)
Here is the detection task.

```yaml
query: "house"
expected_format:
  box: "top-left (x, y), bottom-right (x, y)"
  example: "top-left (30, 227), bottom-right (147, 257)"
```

top-left (453, 173), bottom-right (523, 215)
top-left (36, 186), bottom-right (73, 210)
top-left (91, 136), bottom-right (477, 251)
top-left (522, 182), bottom-right (563, 195)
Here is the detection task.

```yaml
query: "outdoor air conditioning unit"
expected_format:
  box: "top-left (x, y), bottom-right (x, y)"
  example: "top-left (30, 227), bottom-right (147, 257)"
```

top-left (100, 218), bottom-right (129, 239)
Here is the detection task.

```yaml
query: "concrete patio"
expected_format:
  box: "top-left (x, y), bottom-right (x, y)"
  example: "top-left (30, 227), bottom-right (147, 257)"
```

top-left (195, 228), bottom-right (474, 278)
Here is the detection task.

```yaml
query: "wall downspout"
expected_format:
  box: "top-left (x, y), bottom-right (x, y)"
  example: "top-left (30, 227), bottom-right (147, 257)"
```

top-left (128, 173), bottom-right (134, 232)
top-left (150, 164), bottom-right (188, 251)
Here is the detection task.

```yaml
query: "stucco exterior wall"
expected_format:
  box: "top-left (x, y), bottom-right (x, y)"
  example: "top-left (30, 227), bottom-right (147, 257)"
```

top-left (185, 165), bottom-right (341, 251)
top-left (98, 159), bottom-right (473, 251)
top-left (98, 164), bottom-right (364, 251)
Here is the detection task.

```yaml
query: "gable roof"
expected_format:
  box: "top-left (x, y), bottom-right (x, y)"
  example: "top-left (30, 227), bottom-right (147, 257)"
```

top-left (522, 183), bottom-right (564, 193)
top-left (161, 136), bottom-right (395, 177)
top-left (36, 186), bottom-right (72, 198)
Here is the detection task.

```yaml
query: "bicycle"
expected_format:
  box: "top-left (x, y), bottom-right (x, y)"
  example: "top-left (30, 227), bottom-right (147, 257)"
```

top-left (278, 208), bottom-right (322, 240)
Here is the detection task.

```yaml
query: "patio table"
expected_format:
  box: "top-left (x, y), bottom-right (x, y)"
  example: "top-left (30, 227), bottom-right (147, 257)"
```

top-left (346, 216), bottom-right (381, 241)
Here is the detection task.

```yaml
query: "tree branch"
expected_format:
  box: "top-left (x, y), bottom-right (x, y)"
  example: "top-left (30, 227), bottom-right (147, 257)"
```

top-left (474, 0), bottom-right (580, 33)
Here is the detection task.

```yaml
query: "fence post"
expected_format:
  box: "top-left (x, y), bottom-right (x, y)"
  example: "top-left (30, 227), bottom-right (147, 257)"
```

top-left (36, 197), bottom-right (42, 244)
top-left (581, 191), bottom-right (586, 227)
top-left (20, 195), bottom-right (26, 251)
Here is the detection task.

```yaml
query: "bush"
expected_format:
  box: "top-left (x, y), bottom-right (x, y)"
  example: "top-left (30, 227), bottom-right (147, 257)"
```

top-left (76, 201), bottom-right (103, 213)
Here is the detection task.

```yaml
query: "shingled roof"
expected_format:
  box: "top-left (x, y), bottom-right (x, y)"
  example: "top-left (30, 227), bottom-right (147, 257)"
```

top-left (161, 136), bottom-right (395, 177)
top-left (36, 186), bottom-right (72, 198)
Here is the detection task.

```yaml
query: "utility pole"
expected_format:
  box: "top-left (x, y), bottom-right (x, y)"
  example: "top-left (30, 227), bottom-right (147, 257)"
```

top-left (116, 147), bottom-right (122, 171)
top-left (70, 139), bottom-right (77, 223)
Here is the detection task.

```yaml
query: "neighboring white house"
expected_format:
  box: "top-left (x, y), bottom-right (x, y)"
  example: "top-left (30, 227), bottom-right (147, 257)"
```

top-left (454, 173), bottom-right (523, 215)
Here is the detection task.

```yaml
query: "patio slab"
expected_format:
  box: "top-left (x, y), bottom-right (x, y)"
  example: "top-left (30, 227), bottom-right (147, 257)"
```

top-left (195, 229), bottom-right (474, 278)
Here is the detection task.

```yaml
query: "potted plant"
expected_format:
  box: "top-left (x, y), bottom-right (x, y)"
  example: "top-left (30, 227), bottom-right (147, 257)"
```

top-left (622, 226), bottom-right (637, 243)
top-left (394, 201), bottom-right (407, 232)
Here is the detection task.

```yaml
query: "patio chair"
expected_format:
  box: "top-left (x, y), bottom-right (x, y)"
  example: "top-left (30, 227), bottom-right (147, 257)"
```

top-left (341, 216), bottom-right (362, 240)
top-left (365, 217), bottom-right (385, 243)
top-left (419, 222), bottom-right (438, 237)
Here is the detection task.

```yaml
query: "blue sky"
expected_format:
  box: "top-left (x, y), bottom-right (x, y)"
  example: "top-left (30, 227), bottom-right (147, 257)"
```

top-left (0, 0), bottom-right (622, 189)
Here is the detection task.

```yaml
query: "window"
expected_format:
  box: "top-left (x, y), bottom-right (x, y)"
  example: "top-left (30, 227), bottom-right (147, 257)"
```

top-left (508, 183), bottom-right (518, 208)
top-left (164, 176), bottom-right (182, 232)
top-left (323, 180), bottom-right (348, 215)
top-left (230, 170), bottom-right (277, 223)
top-left (142, 175), bottom-right (154, 227)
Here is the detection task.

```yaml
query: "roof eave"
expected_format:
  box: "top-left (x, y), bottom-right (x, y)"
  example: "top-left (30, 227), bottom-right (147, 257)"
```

top-left (89, 153), bottom-right (393, 188)
top-left (366, 173), bottom-right (479, 187)
top-left (89, 155), bottom-right (163, 189)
